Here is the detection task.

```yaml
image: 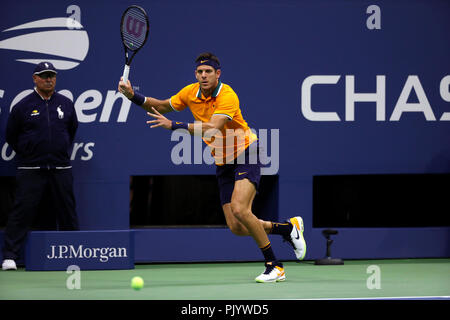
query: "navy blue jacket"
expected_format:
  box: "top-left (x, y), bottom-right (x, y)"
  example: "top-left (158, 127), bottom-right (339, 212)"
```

top-left (6, 89), bottom-right (78, 168)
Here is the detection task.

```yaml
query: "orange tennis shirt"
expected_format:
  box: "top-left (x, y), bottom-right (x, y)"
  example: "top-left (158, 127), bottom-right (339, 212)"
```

top-left (169, 81), bottom-right (257, 165)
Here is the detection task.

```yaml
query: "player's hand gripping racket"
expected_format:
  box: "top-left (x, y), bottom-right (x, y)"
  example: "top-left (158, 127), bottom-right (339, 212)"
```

top-left (120, 5), bottom-right (149, 84)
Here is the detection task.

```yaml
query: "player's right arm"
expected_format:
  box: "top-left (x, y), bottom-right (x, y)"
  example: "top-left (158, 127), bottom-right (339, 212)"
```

top-left (118, 78), bottom-right (173, 114)
top-left (141, 96), bottom-right (172, 114)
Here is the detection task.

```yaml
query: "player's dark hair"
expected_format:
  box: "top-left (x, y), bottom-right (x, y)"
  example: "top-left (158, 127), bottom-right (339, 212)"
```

top-left (195, 52), bottom-right (221, 69)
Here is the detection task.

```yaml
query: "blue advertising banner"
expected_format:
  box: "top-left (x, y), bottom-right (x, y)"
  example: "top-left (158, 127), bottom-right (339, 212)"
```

top-left (25, 230), bottom-right (134, 271)
top-left (1, 0), bottom-right (449, 261)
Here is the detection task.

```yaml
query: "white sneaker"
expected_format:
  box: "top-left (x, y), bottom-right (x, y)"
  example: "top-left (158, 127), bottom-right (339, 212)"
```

top-left (255, 262), bottom-right (286, 283)
top-left (2, 259), bottom-right (17, 271)
top-left (284, 216), bottom-right (307, 260)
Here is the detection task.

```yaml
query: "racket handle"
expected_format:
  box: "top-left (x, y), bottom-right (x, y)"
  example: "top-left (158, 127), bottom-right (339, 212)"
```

top-left (122, 65), bottom-right (130, 84)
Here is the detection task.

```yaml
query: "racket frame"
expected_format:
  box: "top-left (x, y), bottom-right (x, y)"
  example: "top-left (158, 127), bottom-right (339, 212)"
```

top-left (120, 5), bottom-right (149, 83)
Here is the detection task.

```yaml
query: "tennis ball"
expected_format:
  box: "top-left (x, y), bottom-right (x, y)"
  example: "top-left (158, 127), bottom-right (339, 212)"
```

top-left (131, 276), bottom-right (144, 290)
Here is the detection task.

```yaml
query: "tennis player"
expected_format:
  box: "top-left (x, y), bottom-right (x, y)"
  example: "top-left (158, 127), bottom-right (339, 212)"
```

top-left (118, 52), bottom-right (306, 282)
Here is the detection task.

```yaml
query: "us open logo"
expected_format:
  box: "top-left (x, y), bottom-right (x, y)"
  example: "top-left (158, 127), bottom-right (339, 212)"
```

top-left (0, 10), bottom-right (89, 70)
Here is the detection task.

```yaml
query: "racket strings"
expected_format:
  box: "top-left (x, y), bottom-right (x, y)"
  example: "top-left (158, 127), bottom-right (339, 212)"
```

top-left (121, 8), bottom-right (148, 50)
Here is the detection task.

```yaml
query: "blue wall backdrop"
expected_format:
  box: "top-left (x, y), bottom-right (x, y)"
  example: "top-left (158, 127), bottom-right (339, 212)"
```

top-left (0, 0), bottom-right (449, 262)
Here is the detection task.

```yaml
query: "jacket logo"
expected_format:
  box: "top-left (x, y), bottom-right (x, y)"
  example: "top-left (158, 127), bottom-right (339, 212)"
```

top-left (57, 106), bottom-right (64, 119)
top-left (30, 109), bottom-right (40, 116)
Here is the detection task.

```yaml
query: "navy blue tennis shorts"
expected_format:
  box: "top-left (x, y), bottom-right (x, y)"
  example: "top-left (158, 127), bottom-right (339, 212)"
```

top-left (215, 142), bottom-right (263, 206)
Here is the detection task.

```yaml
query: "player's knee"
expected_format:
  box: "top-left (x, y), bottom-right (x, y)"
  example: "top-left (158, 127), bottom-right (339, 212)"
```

top-left (230, 201), bottom-right (249, 222)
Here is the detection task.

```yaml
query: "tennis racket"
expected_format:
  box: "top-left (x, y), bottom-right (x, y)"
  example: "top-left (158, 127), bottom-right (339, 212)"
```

top-left (120, 5), bottom-right (149, 84)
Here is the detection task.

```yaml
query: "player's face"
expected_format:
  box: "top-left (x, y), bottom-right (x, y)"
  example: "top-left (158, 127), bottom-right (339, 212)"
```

top-left (33, 72), bottom-right (56, 94)
top-left (195, 65), bottom-right (220, 92)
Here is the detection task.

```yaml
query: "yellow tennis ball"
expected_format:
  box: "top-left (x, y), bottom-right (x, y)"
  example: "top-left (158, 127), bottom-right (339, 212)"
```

top-left (131, 276), bottom-right (144, 290)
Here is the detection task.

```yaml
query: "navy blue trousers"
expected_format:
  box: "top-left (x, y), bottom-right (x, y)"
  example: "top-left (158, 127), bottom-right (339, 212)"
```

top-left (2, 169), bottom-right (79, 260)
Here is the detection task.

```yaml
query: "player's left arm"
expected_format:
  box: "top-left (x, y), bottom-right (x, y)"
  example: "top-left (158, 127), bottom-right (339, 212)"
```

top-left (146, 108), bottom-right (229, 135)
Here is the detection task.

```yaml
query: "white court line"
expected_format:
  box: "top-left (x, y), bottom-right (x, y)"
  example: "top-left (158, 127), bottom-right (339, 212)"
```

top-left (297, 295), bottom-right (450, 300)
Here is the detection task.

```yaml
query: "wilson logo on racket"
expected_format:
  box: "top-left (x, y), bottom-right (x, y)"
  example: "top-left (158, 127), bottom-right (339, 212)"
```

top-left (0, 17), bottom-right (89, 70)
top-left (125, 16), bottom-right (146, 38)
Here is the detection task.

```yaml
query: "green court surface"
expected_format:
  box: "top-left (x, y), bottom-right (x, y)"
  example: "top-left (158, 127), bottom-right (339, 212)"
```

top-left (0, 259), bottom-right (449, 300)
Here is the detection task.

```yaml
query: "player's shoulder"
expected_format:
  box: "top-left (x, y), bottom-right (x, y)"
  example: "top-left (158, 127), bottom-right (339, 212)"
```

top-left (185, 82), bottom-right (200, 89)
top-left (176, 82), bottom-right (200, 98)
top-left (217, 82), bottom-right (238, 100)
top-left (181, 82), bottom-right (200, 92)
top-left (219, 82), bottom-right (234, 93)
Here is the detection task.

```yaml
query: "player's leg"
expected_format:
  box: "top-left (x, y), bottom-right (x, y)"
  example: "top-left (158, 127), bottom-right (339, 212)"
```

top-left (229, 178), bottom-right (267, 246)
top-left (220, 176), bottom-right (306, 261)
top-left (230, 178), bottom-right (285, 282)
top-left (244, 141), bottom-right (307, 261)
top-left (222, 203), bottom-right (248, 236)
top-left (216, 155), bottom-right (305, 270)
top-left (218, 164), bottom-right (253, 236)
top-left (217, 162), bottom-right (275, 236)
top-left (223, 203), bottom-right (280, 236)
